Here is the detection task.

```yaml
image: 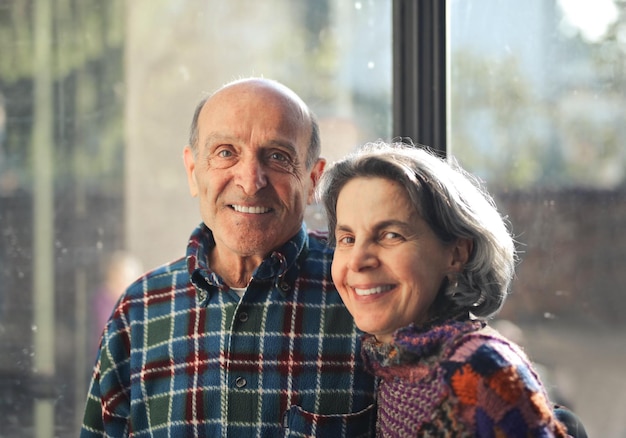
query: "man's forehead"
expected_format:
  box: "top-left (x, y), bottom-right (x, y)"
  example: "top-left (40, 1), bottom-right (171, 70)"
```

top-left (198, 100), bottom-right (310, 143)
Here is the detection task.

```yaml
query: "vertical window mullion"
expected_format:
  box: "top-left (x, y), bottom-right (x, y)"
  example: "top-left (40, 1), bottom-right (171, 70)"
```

top-left (392, 0), bottom-right (447, 156)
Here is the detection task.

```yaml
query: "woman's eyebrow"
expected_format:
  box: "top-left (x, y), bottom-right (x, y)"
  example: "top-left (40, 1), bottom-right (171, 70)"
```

top-left (335, 219), bottom-right (410, 234)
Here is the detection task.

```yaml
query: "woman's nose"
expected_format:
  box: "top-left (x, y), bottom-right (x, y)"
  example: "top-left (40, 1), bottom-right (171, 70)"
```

top-left (347, 242), bottom-right (379, 272)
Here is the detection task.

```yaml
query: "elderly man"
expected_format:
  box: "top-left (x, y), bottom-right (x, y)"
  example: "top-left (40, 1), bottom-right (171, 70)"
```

top-left (81, 78), bottom-right (377, 437)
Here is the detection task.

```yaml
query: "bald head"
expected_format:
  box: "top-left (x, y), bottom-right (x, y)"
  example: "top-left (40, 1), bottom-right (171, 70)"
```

top-left (188, 78), bottom-right (320, 168)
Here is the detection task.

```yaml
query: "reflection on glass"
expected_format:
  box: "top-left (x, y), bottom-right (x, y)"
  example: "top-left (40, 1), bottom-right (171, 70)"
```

top-left (449, 1), bottom-right (626, 436)
top-left (0, 1), bottom-right (391, 435)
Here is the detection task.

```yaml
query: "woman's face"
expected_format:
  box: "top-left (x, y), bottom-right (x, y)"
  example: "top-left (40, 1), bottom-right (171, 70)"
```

top-left (332, 176), bottom-right (458, 343)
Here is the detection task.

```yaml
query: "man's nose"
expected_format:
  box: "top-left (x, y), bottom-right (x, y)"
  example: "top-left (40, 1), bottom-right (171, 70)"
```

top-left (235, 158), bottom-right (268, 195)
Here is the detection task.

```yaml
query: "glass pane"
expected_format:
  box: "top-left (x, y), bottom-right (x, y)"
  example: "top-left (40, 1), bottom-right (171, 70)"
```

top-left (0, 1), bottom-right (392, 435)
top-left (449, 1), bottom-right (625, 436)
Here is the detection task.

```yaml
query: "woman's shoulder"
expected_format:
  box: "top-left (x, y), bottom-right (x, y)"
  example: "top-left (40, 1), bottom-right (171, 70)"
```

top-left (441, 324), bottom-right (548, 404)
top-left (444, 324), bottom-right (532, 370)
top-left (440, 325), bottom-right (568, 436)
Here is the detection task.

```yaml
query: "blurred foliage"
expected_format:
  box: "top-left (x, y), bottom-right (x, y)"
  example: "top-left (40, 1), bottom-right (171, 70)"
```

top-left (450, 52), bottom-right (545, 188)
top-left (0, 0), bottom-right (123, 82)
top-left (0, 0), bottom-right (125, 191)
top-left (450, 1), bottom-right (626, 190)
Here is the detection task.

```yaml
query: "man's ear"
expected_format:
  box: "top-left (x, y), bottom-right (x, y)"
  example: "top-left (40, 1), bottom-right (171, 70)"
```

top-left (450, 238), bottom-right (473, 271)
top-left (307, 157), bottom-right (326, 204)
top-left (183, 146), bottom-right (198, 197)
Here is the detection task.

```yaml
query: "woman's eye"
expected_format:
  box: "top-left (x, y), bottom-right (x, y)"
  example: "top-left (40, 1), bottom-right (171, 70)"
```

top-left (382, 231), bottom-right (401, 240)
top-left (337, 235), bottom-right (355, 245)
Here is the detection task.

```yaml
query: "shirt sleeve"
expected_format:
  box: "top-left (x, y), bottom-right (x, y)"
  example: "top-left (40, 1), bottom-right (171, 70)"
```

top-left (80, 308), bottom-right (132, 437)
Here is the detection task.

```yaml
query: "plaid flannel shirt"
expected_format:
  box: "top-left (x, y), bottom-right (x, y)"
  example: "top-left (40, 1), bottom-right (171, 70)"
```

top-left (81, 224), bottom-right (377, 437)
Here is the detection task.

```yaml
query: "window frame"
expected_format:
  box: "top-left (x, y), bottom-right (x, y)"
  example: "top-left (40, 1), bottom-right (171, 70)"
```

top-left (392, 0), bottom-right (447, 156)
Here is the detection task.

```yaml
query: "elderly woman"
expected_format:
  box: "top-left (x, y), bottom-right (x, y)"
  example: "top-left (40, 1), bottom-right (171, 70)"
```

top-left (318, 141), bottom-right (570, 437)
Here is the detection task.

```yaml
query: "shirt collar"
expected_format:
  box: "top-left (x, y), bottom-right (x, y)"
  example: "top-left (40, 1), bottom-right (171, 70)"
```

top-left (186, 223), bottom-right (308, 302)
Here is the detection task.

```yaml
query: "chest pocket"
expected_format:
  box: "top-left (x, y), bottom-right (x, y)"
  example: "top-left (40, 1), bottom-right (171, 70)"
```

top-left (282, 403), bottom-right (377, 438)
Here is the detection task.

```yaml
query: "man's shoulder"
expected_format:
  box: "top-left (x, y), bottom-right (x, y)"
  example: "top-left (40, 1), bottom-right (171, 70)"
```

top-left (126, 256), bottom-right (189, 295)
top-left (308, 228), bottom-right (329, 242)
top-left (306, 228), bottom-right (332, 254)
top-left (298, 229), bottom-right (334, 275)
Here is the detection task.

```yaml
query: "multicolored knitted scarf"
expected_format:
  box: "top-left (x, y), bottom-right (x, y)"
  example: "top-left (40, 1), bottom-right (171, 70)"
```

top-left (361, 319), bottom-right (568, 437)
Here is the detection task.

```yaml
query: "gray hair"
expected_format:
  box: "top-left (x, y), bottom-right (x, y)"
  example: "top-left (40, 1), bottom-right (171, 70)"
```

top-left (318, 141), bottom-right (516, 319)
top-left (187, 79), bottom-right (321, 170)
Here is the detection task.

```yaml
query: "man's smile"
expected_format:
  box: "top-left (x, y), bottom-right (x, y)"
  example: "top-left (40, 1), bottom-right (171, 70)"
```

top-left (230, 204), bottom-right (272, 214)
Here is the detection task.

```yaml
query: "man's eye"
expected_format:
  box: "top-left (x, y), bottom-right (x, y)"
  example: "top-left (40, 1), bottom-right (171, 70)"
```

top-left (269, 151), bottom-right (289, 162)
top-left (217, 149), bottom-right (233, 158)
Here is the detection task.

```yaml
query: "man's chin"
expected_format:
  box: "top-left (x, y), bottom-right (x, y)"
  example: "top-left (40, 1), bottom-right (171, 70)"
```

top-left (213, 219), bottom-right (300, 255)
top-left (228, 233), bottom-right (281, 256)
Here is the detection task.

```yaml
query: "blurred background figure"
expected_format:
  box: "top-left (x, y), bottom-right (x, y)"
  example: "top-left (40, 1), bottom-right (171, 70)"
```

top-left (91, 251), bottom-right (143, 351)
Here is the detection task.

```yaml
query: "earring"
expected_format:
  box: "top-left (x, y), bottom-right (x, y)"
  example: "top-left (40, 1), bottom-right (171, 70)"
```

top-left (447, 275), bottom-right (460, 298)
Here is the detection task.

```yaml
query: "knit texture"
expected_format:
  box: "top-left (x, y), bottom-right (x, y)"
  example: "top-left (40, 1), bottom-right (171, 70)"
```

top-left (81, 223), bottom-right (377, 437)
top-left (362, 319), bottom-right (568, 437)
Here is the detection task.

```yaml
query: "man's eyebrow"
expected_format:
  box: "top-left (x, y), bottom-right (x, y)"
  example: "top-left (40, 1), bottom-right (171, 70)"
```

top-left (202, 133), bottom-right (237, 149)
top-left (201, 135), bottom-right (298, 155)
top-left (264, 139), bottom-right (299, 157)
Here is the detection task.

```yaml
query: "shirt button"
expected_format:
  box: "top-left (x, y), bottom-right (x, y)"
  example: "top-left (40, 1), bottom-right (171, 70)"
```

top-left (279, 281), bottom-right (289, 292)
top-left (197, 290), bottom-right (207, 301)
top-left (235, 377), bottom-right (247, 388)
top-left (238, 312), bottom-right (248, 322)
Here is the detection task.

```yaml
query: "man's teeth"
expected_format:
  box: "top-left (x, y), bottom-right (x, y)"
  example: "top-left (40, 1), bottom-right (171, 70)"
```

top-left (232, 205), bottom-right (271, 214)
top-left (354, 285), bottom-right (393, 296)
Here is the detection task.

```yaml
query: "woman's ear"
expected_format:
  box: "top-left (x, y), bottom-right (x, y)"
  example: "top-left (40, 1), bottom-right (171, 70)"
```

top-left (450, 238), bottom-right (473, 271)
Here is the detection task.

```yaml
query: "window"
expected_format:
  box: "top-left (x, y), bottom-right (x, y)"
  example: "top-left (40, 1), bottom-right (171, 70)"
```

top-left (1, 0), bottom-right (623, 436)
top-left (0, 1), bottom-right (391, 435)
top-left (448, 1), bottom-right (626, 436)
